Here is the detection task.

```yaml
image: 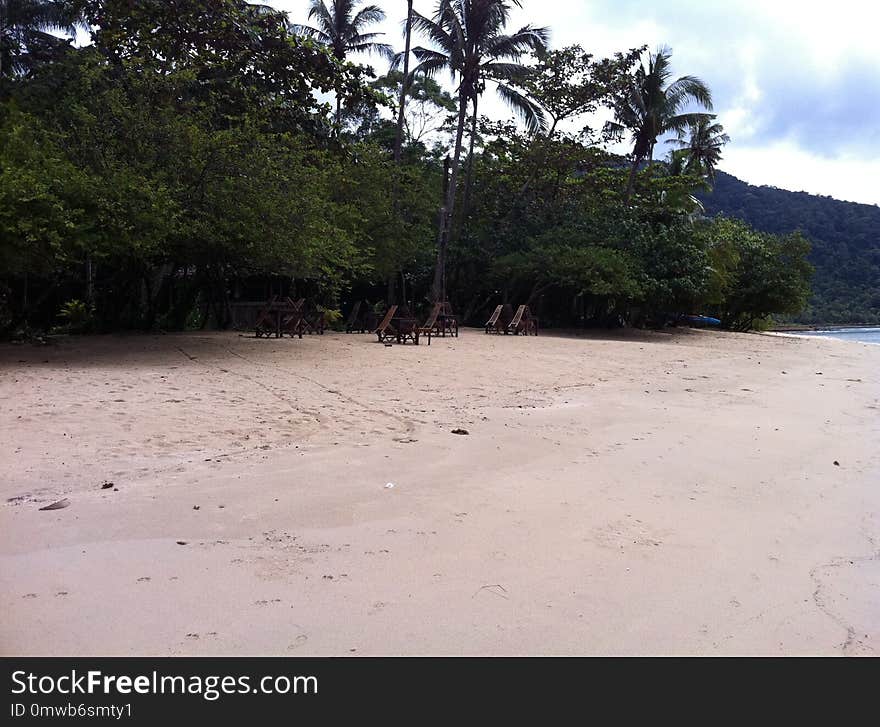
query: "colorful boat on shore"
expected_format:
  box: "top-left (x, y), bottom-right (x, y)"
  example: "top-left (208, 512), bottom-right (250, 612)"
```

top-left (680, 314), bottom-right (721, 327)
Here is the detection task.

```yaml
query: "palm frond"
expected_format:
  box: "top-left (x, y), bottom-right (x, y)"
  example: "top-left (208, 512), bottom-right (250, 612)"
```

top-left (486, 25), bottom-right (549, 59)
top-left (305, 0), bottom-right (334, 33)
top-left (291, 24), bottom-right (331, 44)
top-left (496, 81), bottom-right (548, 134)
top-left (348, 41), bottom-right (394, 60)
top-left (665, 75), bottom-right (713, 112)
top-left (350, 4), bottom-right (386, 31)
top-left (410, 9), bottom-right (455, 55)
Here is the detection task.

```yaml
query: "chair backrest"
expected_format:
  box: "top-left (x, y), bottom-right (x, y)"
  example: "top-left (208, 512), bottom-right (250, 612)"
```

top-left (486, 305), bottom-right (502, 326)
top-left (509, 305), bottom-right (526, 328)
top-left (283, 297), bottom-right (304, 312)
top-left (423, 303), bottom-right (441, 328)
top-left (376, 305), bottom-right (398, 332)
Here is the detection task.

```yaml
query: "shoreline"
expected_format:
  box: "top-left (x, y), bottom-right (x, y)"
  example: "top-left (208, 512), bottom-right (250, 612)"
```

top-left (2, 328), bottom-right (878, 655)
top-left (771, 323), bottom-right (880, 332)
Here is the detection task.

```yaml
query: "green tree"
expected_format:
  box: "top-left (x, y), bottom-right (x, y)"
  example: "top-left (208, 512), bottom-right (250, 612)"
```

top-left (608, 46), bottom-right (713, 202)
top-left (372, 70), bottom-right (456, 148)
top-left (700, 217), bottom-right (813, 330)
top-left (0, 0), bottom-right (82, 78)
top-left (407, 0), bottom-right (548, 301)
top-left (293, 0), bottom-right (392, 128)
top-left (507, 44), bottom-right (643, 200)
top-left (668, 116), bottom-right (729, 183)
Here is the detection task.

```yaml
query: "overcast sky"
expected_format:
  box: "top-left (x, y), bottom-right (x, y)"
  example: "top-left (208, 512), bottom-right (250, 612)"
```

top-left (273, 0), bottom-right (880, 205)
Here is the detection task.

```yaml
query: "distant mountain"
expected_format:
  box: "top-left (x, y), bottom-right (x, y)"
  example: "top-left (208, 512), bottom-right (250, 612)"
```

top-left (699, 171), bottom-right (880, 324)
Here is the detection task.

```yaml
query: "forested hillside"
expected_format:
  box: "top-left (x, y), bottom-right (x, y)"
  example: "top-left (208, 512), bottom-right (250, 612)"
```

top-left (701, 172), bottom-right (880, 324)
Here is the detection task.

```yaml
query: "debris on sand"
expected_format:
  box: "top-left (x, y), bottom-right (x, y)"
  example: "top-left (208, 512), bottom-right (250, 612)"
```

top-left (100, 482), bottom-right (114, 490)
top-left (833, 461), bottom-right (840, 467)
top-left (176, 540), bottom-right (188, 545)
top-left (39, 498), bottom-right (70, 511)
top-left (451, 428), bottom-right (470, 436)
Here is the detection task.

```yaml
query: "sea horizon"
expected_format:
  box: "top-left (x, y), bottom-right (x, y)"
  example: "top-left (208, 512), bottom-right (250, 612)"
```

top-left (794, 326), bottom-right (880, 344)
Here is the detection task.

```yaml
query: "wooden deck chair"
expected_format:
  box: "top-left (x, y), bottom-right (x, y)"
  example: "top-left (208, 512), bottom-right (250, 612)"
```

top-left (485, 305), bottom-right (502, 334)
top-left (419, 303), bottom-right (442, 344)
top-left (507, 304), bottom-right (527, 335)
top-left (345, 300), bottom-right (363, 333)
top-left (375, 305), bottom-right (398, 343)
top-left (395, 316), bottom-right (420, 345)
top-left (439, 301), bottom-right (459, 337)
top-left (254, 295), bottom-right (280, 338)
top-left (300, 300), bottom-right (326, 335)
top-left (280, 298), bottom-right (305, 338)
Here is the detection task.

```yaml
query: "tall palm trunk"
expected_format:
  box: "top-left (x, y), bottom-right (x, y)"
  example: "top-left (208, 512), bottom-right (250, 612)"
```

top-left (461, 91), bottom-right (479, 223)
top-left (624, 155), bottom-right (642, 204)
top-left (431, 85), bottom-right (469, 303)
top-left (393, 0), bottom-right (414, 164)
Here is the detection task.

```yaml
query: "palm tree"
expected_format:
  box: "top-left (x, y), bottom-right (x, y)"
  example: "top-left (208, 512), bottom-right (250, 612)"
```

top-left (607, 46), bottom-right (713, 202)
top-left (668, 116), bottom-right (729, 183)
top-left (0, 0), bottom-right (82, 78)
top-left (407, 0), bottom-right (548, 302)
top-left (393, 0), bottom-right (414, 164)
top-left (293, 0), bottom-right (393, 127)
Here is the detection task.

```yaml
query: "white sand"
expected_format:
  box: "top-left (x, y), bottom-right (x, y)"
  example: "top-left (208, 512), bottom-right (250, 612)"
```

top-left (1, 327), bottom-right (878, 655)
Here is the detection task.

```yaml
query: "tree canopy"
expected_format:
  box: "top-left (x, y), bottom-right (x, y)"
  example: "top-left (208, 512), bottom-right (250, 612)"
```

top-left (0, 0), bottom-right (816, 337)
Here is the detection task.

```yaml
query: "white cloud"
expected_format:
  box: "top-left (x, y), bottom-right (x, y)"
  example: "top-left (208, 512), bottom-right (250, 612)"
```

top-left (725, 141), bottom-right (879, 206)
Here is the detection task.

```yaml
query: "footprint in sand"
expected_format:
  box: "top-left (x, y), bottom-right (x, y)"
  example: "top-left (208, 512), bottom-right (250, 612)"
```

top-left (287, 634), bottom-right (309, 651)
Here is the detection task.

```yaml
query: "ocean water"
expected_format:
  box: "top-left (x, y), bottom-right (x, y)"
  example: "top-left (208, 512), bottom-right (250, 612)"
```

top-left (797, 327), bottom-right (880, 344)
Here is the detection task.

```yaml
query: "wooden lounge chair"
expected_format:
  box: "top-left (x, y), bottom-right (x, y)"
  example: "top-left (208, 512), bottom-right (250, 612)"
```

top-left (395, 316), bottom-right (420, 345)
top-left (507, 305), bottom-right (538, 336)
top-left (507, 305), bottom-right (527, 335)
top-left (300, 301), bottom-right (325, 334)
top-left (280, 298), bottom-right (305, 338)
top-left (419, 303), bottom-right (442, 345)
top-left (484, 305), bottom-right (502, 334)
top-left (439, 301), bottom-right (459, 337)
top-left (254, 295), bottom-right (280, 338)
top-left (375, 305), bottom-right (399, 343)
top-left (486, 304), bottom-right (513, 334)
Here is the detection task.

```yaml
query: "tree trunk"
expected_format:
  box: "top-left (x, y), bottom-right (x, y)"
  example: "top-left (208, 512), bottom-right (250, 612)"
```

top-left (85, 255), bottom-right (94, 306)
top-left (393, 0), bottom-right (414, 164)
top-left (624, 155), bottom-right (643, 204)
top-left (461, 91), bottom-right (479, 223)
top-left (430, 87), bottom-right (469, 303)
top-left (386, 273), bottom-right (397, 306)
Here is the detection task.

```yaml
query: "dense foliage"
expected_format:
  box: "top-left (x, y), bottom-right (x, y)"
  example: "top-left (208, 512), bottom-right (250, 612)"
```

top-left (0, 0), bottom-right (813, 336)
top-left (700, 172), bottom-right (880, 324)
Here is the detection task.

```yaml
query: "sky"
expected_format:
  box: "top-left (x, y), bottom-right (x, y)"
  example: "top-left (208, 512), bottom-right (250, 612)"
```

top-left (274, 0), bottom-right (880, 205)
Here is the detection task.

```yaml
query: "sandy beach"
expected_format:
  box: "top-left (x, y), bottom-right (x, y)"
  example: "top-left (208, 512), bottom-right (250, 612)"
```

top-left (1, 327), bottom-right (878, 655)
